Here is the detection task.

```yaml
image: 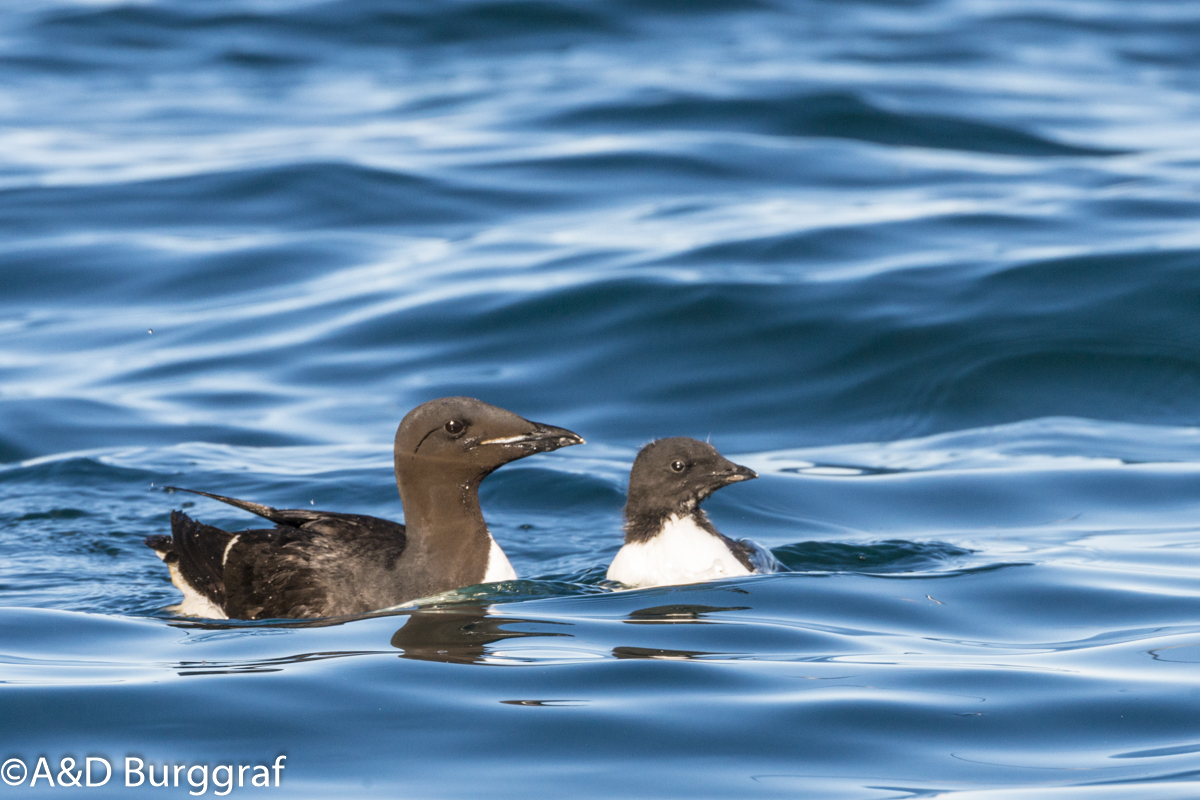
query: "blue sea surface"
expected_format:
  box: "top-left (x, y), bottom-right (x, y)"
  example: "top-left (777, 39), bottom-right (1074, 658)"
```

top-left (3, 0), bottom-right (1200, 797)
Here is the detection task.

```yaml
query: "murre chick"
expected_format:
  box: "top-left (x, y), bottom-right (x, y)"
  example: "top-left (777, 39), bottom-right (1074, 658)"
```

top-left (606, 437), bottom-right (780, 588)
top-left (145, 397), bottom-right (584, 620)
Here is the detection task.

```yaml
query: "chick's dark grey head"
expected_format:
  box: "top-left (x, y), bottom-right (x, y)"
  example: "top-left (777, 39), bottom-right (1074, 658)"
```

top-left (624, 437), bottom-right (757, 523)
top-left (394, 397), bottom-right (584, 479)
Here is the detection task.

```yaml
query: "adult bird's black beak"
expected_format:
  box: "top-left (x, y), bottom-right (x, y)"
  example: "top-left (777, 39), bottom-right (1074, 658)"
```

top-left (479, 422), bottom-right (585, 454)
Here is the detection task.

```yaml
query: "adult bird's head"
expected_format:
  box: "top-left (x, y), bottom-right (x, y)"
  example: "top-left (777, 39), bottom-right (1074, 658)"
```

top-left (394, 397), bottom-right (585, 484)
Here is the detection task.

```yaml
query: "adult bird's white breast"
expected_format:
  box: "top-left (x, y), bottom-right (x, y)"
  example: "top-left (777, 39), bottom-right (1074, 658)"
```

top-left (482, 537), bottom-right (518, 583)
top-left (606, 514), bottom-right (752, 588)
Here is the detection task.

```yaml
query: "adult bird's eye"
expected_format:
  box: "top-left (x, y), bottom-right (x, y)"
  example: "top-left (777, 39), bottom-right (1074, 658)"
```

top-left (445, 420), bottom-right (465, 435)
top-left (671, 460), bottom-right (686, 472)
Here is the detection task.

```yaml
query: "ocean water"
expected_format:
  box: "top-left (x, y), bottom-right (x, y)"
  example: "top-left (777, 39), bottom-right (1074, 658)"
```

top-left (4, 0), bottom-right (1200, 796)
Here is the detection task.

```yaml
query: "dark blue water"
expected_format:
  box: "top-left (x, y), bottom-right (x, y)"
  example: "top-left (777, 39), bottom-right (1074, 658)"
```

top-left (4, 0), bottom-right (1200, 796)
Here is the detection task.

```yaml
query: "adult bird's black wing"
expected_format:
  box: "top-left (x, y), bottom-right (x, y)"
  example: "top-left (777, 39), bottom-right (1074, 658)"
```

top-left (160, 488), bottom-right (409, 619)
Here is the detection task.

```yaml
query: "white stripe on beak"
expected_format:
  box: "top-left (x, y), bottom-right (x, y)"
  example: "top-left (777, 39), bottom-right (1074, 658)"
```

top-left (479, 434), bottom-right (534, 446)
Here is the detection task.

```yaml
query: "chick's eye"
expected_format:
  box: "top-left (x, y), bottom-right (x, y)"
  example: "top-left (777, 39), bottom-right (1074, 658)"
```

top-left (445, 420), bottom-right (465, 435)
top-left (671, 460), bottom-right (686, 472)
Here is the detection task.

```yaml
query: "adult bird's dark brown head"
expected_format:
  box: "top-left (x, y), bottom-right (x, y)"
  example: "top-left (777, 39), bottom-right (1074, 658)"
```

top-left (394, 396), bottom-right (585, 488)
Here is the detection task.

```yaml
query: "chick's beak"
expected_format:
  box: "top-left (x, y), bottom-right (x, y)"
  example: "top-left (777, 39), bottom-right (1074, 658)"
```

top-left (715, 460), bottom-right (757, 484)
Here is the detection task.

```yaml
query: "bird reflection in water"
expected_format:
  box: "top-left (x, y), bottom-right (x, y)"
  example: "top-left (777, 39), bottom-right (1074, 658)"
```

top-left (388, 602), bottom-right (749, 664)
top-left (623, 604), bottom-right (750, 624)
top-left (613, 604), bottom-right (746, 659)
top-left (389, 605), bottom-right (573, 664)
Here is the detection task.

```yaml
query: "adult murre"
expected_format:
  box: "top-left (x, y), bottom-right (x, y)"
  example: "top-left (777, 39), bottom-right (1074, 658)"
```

top-left (606, 437), bottom-right (780, 588)
top-left (145, 397), bottom-right (584, 619)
